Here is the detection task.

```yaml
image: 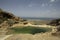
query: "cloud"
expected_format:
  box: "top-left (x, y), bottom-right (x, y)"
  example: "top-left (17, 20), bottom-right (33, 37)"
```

top-left (28, 2), bottom-right (38, 7)
top-left (41, 3), bottom-right (49, 7)
top-left (28, 4), bottom-right (33, 7)
top-left (41, 3), bottom-right (45, 7)
top-left (50, 0), bottom-right (58, 2)
top-left (50, 0), bottom-right (55, 2)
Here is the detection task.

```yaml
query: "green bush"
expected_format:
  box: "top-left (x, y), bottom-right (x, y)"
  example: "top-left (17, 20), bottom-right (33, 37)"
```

top-left (10, 26), bottom-right (52, 34)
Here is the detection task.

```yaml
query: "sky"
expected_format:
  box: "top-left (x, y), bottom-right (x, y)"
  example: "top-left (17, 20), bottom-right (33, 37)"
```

top-left (0, 0), bottom-right (60, 18)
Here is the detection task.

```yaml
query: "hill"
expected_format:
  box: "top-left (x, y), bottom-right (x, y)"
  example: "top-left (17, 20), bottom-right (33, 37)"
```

top-left (0, 8), bottom-right (27, 35)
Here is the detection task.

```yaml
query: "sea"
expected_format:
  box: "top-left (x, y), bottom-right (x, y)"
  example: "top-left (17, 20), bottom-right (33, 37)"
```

top-left (22, 17), bottom-right (58, 21)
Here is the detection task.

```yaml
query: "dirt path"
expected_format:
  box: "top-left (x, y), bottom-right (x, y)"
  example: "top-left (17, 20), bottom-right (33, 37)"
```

top-left (0, 35), bottom-right (12, 40)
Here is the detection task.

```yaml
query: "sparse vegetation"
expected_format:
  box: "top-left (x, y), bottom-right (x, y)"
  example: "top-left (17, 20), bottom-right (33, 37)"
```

top-left (7, 19), bottom-right (15, 26)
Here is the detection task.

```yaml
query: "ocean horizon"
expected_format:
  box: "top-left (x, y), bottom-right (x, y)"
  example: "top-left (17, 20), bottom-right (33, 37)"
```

top-left (22, 17), bottom-right (59, 20)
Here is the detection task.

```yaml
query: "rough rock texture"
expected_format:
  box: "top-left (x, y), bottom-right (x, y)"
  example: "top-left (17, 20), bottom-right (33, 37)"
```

top-left (0, 11), bottom-right (21, 21)
top-left (49, 19), bottom-right (60, 26)
top-left (0, 12), bottom-right (14, 19)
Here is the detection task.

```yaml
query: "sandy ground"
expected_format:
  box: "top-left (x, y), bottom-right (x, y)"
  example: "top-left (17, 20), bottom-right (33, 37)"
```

top-left (6, 32), bottom-right (60, 40)
top-left (0, 35), bottom-right (12, 40)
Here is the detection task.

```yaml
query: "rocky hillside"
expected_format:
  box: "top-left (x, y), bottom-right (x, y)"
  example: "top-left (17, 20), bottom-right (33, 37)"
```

top-left (48, 18), bottom-right (60, 37)
top-left (0, 8), bottom-right (26, 24)
top-left (0, 9), bottom-right (21, 24)
top-left (0, 9), bottom-right (27, 35)
top-left (48, 19), bottom-right (60, 26)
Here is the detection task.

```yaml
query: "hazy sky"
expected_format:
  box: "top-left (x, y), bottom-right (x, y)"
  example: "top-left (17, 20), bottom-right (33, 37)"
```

top-left (0, 0), bottom-right (60, 18)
